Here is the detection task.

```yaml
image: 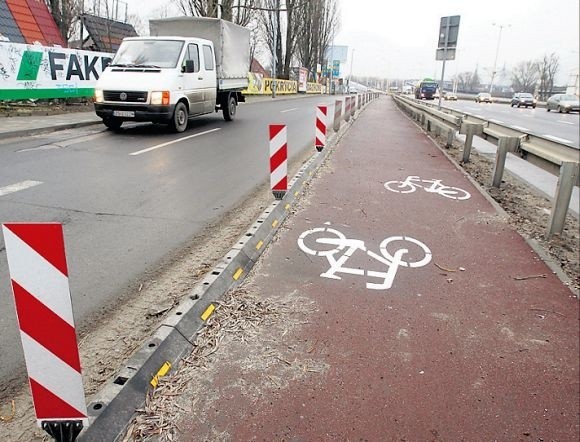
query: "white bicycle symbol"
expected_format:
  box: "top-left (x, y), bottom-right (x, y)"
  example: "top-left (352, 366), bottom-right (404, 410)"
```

top-left (297, 225), bottom-right (432, 290)
top-left (384, 175), bottom-right (471, 200)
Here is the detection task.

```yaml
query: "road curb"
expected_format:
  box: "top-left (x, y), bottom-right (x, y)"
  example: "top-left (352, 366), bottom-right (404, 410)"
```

top-left (1, 120), bottom-right (102, 139)
top-left (79, 96), bottom-right (374, 441)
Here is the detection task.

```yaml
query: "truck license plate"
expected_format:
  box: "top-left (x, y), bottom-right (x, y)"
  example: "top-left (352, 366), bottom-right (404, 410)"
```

top-left (113, 110), bottom-right (135, 118)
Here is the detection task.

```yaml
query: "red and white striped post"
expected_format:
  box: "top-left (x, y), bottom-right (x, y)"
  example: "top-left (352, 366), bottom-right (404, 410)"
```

top-left (333, 99), bottom-right (342, 132)
top-left (2, 223), bottom-right (87, 440)
top-left (269, 124), bottom-right (287, 199)
top-left (315, 105), bottom-right (327, 152)
top-left (344, 97), bottom-right (351, 122)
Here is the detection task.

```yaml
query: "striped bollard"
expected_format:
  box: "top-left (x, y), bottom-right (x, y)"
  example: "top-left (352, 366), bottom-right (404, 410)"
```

top-left (350, 96), bottom-right (356, 117)
top-left (315, 105), bottom-right (327, 152)
top-left (333, 100), bottom-right (342, 132)
top-left (358, 95), bottom-right (361, 110)
top-left (269, 124), bottom-right (287, 199)
top-left (2, 223), bottom-right (88, 441)
top-left (344, 97), bottom-right (351, 122)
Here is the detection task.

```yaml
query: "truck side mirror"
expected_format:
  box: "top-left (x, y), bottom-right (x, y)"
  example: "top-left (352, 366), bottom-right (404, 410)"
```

top-left (183, 60), bottom-right (195, 73)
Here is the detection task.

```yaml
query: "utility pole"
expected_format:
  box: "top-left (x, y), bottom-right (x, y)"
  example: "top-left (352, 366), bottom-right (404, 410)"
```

top-left (489, 23), bottom-right (510, 94)
top-left (271, 0), bottom-right (279, 98)
top-left (348, 48), bottom-right (355, 90)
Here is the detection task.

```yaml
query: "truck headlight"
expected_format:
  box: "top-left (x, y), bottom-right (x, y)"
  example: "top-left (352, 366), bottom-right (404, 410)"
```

top-left (151, 91), bottom-right (170, 105)
top-left (94, 89), bottom-right (104, 103)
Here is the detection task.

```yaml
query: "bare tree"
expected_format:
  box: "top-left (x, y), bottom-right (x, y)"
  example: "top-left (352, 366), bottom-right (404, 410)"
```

top-left (46, 0), bottom-right (83, 41)
top-left (295, 0), bottom-right (339, 80)
top-left (511, 60), bottom-right (539, 93)
top-left (537, 53), bottom-right (560, 100)
top-left (175, 0), bottom-right (259, 26)
top-left (453, 67), bottom-right (480, 92)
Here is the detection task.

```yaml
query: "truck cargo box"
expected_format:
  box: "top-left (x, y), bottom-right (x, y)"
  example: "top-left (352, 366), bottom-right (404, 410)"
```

top-left (149, 17), bottom-right (249, 90)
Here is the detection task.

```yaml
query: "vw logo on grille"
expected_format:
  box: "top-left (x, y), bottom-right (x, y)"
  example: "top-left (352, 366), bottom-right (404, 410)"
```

top-left (119, 92), bottom-right (127, 101)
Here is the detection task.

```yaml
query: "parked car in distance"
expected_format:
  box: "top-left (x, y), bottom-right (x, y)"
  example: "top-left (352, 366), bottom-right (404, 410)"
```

top-left (510, 92), bottom-right (536, 108)
top-left (443, 92), bottom-right (457, 101)
top-left (475, 92), bottom-right (492, 103)
top-left (546, 94), bottom-right (580, 113)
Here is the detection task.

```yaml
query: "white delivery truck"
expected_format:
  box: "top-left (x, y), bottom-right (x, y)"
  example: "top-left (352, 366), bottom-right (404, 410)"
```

top-left (93, 17), bottom-right (250, 132)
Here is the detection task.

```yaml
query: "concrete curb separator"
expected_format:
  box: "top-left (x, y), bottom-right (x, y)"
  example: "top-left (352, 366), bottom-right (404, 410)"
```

top-left (79, 96), bottom-right (376, 441)
top-left (3, 120), bottom-right (102, 139)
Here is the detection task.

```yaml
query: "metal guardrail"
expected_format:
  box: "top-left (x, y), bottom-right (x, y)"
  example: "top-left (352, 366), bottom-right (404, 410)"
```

top-left (392, 94), bottom-right (579, 237)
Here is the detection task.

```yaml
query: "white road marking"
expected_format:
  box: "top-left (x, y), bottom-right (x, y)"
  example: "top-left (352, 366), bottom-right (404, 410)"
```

top-left (557, 120), bottom-right (575, 125)
top-left (489, 119), bottom-right (504, 124)
top-left (129, 128), bottom-right (221, 156)
top-left (0, 180), bottom-right (42, 197)
top-left (511, 125), bottom-right (530, 132)
top-left (474, 115), bottom-right (485, 119)
top-left (543, 135), bottom-right (573, 144)
top-left (280, 108), bottom-right (298, 113)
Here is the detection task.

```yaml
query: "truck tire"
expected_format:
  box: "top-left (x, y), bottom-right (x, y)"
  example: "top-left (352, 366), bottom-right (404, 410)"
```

top-left (171, 102), bottom-right (188, 133)
top-left (223, 94), bottom-right (236, 121)
top-left (103, 118), bottom-right (122, 130)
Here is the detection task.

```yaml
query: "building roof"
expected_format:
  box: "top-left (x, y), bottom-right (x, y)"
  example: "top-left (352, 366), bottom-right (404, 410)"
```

top-left (0, 0), bottom-right (65, 46)
top-left (80, 13), bottom-right (137, 52)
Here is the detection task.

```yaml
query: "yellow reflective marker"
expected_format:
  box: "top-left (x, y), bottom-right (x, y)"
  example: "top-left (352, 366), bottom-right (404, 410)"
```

top-left (150, 361), bottom-right (171, 388)
top-left (272, 219), bottom-right (279, 228)
top-left (294, 191), bottom-right (299, 197)
top-left (233, 268), bottom-right (244, 280)
top-left (256, 240), bottom-right (264, 250)
top-left (201, 303), bottom-right (215, 321)
top-left (285, 204), bottom-right (290, 210)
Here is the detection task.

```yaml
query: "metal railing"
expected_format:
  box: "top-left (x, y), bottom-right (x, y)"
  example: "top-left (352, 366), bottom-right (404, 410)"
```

top-left (392, 94), bottom-right (579, 237)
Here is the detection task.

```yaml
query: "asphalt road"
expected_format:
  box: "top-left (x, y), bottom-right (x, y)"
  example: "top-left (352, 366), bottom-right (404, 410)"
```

top-left (440, 99), bottom-right (580, 148)
top-left (0, 94), bottom-right (342, 389)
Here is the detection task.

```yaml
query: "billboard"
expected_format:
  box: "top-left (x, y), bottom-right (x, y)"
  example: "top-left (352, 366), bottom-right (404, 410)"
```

top-left (298, 67), bottom-right (308, 92)
top-left (0, 42), bottom-right (113, 100)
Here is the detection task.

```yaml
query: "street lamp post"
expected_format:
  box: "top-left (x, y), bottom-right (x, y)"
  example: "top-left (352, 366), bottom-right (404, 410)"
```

top-left (489, 23), bottom-right (510, 95)
top-left (348, 48), bottom-right (355, 91)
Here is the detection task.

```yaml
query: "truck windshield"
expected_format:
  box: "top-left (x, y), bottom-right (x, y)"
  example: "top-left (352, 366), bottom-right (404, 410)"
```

top-left (421, 82), bottom-right (438, 89)
top-left (112, 40), bottom-right (184, 68)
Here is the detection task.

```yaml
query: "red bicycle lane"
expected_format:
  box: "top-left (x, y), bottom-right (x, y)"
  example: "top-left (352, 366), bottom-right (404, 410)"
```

top-left (177, 97), bottom-right (579, 441)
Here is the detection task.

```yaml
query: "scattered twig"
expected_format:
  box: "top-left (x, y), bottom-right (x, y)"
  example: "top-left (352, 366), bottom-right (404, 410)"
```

top-left (456, 216), bottom-right (465, 222)
top-left (307, 339), bottom-right (319, 353)
top-left (275, 356), bottom-right (292, 366)
top-left (513, 274), bottom-right (546, 281)
top-left (138, 283), bottom-right (143, 292)
top-left (0, 400), bottom-right (15, 422)
top-left (435, 262), bottom-right (456, 272)
top-left (529, 308), bottom-right (566, 318)
top-left (267, 375), bottom-right (279, 387)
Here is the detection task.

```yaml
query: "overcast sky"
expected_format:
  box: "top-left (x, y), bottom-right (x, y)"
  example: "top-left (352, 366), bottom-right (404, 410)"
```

top-left (122, 0), bottom-right (579, 85)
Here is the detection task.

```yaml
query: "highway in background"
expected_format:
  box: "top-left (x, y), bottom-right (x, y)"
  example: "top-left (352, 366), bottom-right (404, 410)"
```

top-left (0, 94), bottom-right (343, 390)
top-left (440, 99), bottom-right (580, 148)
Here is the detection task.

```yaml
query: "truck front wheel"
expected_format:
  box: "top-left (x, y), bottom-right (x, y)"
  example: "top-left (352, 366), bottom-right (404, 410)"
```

top-left (223, 94), bottom-right (236, 121)
top-left (171, 102), bottom-right (189, 133)
top-left (103, 118), bottom-right (122, 130)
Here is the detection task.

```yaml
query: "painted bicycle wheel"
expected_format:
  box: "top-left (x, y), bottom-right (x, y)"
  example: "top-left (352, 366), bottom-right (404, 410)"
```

top-left (379, 236), bottom-right (432, 268)
top-left (297, 227), bottom-right (347, 257)
top-left (384, 181), bottom-right (416, 193)
top-left (438, 186), bottom-right (471, 200)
